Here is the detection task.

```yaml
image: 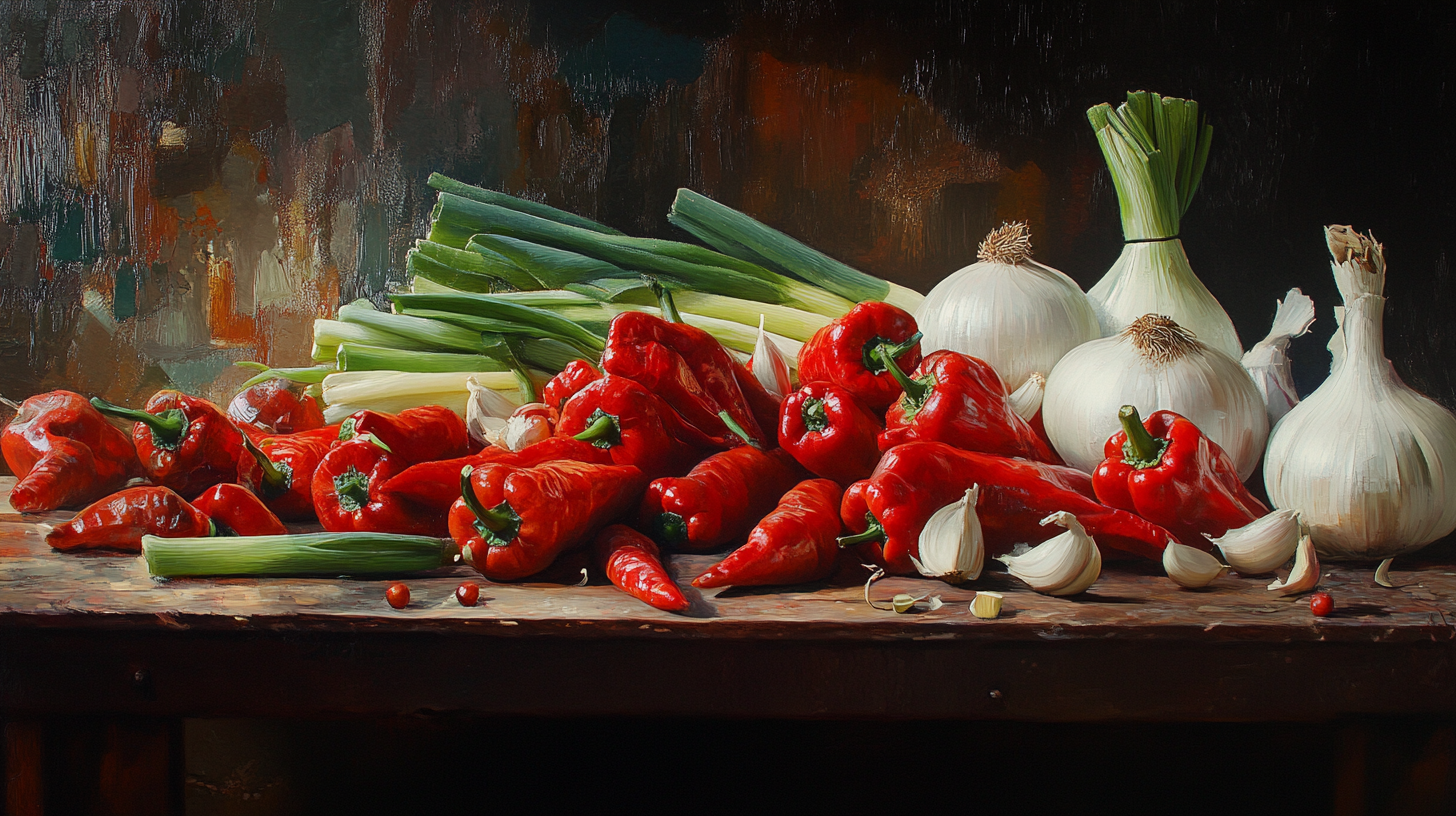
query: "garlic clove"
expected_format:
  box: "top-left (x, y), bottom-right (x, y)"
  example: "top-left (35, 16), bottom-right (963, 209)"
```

top-left (1008, 373), bottom-right (1046, 422)
top-left (1163, 541), bottom-right (1227, 588)
top-left (1268, 535), bottom-right (1320, 596)
top-left (465, 376), bottom-right (519, 447)
top-left (994, 511), bottom-right (1098, 595)
top-left (911, 486), bottom-right (984, 584)
top-left (1211, 509), bottom-right (1302, 575)
top-left (1057, 536), bottom-right (1102, 597)
top-left (750, 314), bottom-right (793, 402)
top-left (971, 591), bottom-right (1004, 619)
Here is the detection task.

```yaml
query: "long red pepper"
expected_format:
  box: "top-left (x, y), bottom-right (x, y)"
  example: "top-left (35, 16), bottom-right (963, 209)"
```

top-left (692, 478), bottom-right (845, 589)
top-left (378, 437), bottom-right (613, 515)
top-left (839, 441), bottom-right (1180, 574)
top-left (541, 360), bottom-right (603, 411)
top-left (92, 391), bottom-right (246, 498)
top-left (638, 446), bottom-right (805, 552)
top-left (2, 391), bottom-right (143, 512)
top-left (777, 383), bottom-right (882, 487)
top-left (337, 405), bottom-right (471, 464)
top-left (797, 301), bottom-right (923, 412)
top-left (190, 484), bottom-right (288, 536)
top-left (46, 486), bottom-right (212, 552)
top-left (227, 378), bottom-right (327, 436)
top-left (556, 376), bottom-right (714, 479)
top-left (237, 434), bottom-right (333, 521)
top-left (591, 524), bottom-right (689, 612)
top-left (311, 436), bottom-right (446, 536)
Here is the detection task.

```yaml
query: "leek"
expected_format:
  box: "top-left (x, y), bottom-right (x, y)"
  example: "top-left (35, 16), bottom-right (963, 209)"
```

top-left (143, 532), bottom-right (456, 578)
top-left (312, 319), bottom-right (434, 359)
top-left (336, 344), bottom-right (508, 374)
top-left (414, 239), bottom-right (541, 292)
top-left (518, 338), bottom-right (588, 372)
top-left (321, 370), bottom-right (538, 423)
top-left (234, 362), bottom-right (334, 389)
top-left (427, 172), bottom-right (622, 235)
top-left (390, 292), bottom-right (608, 355)
top-left (337, 300), bottom-right (500, 356)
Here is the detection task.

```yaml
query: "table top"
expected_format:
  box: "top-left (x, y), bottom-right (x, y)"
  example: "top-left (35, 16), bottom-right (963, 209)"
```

top-left (3, 477), bottom-right (1455, 722)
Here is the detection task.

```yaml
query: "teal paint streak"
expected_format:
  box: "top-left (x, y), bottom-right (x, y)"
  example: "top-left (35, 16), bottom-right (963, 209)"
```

top-left (113, 265), bottom-right (137, 321)
top-left (556, 13), bottom-right (706, 108)
top-left (260, 0), bottom-right (372, 150)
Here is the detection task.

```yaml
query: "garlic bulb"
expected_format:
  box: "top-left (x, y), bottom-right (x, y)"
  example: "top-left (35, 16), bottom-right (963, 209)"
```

top-left (1087, 240), bottom-right (1243, 360)
top-left (1267, 534), bottom-right (1320, 595)
top-left (1210, 509), bottom-right (1302, 575)
top-left (994, 511), bottom-right (1101, 596)
top-left (1264, 234), bottom-right (1456, 560)
top-left (1008, 373), bottom-right (1046, 423)
top-left (915, 222), bottom-right (1101, 389)
top-left (1325, 224), bottom-right (1386, 373)
top-left (1043, 314), bottom-right (1269, 478)
top-left (911, 486), bottom-right (985, 584)
top-left (1241, 289), bottom-right (1316, 426)
top-left (750, 314), bottom-right (793, 401)
top-left (1162, 540), bottom-right (1227, 588)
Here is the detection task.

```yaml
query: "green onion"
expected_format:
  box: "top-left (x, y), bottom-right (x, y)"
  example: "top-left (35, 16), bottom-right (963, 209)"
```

top-left (321, 370), bottom-right (532, 422)
top-left (668, 188), bottom-right (924, 312)
top-left (468, 234), bottom-right (633, 289)
top-left (336, 343), bottom-right (508, 374)
top-left (337, 300), bottom-right (498, 355)
top-left (1086, 90), bottom-right (1211, 241)
top-left (143, 532), bottom-right (457, 578)
top-left (312, 319), bottom-right (434, 360)
top-left (427, 173), bottom-right (622, 236)
top-left (234, 362), bottom-right (335, 389)
top-left (518, 338), bottom-right (591, 371)
top-left (414, 239), bottom-right (541, 292)
top-left (406, 250), bottom-right (503, 294)
top-left (390, 292), bottom-right (608, 355)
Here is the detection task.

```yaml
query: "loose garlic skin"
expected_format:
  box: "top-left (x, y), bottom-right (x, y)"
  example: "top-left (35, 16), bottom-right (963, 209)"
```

top-left (1268, 535), bottom-right (1320, 596)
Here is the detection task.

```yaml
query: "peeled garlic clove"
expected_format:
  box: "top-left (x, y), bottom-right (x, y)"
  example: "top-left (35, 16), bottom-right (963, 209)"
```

top-left (1008, 373), bottom-right (1046, 422)
top-left (1163, 541), bottom-right (1227, 588)
top-left (994, 511), bottom-right (1098, 596)
top-left (1060, 537), bottom-right (1102, 597)
top-left (499, 403), bottom-right (555, 452)
top-left (911, 486), bottom-right (984, 584)
top-left (1211, 509), bottom-right (1302, 575)
top-left (465, 376), bottom-right (519, 447)
top-left (971, 591), bottom-right (1004, 619)
top-left (1268, 535), bottom-right (1320, 596)
top-left (750, 315), bottom-right (793, 401)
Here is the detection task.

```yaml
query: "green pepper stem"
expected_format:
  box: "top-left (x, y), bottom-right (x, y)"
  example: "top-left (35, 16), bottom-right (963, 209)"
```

top-left (717, 410), bottom-right (761, 449)
top-left (876, 345), bottom-right (929, 405)
top-left (572, 412), bottom-right (620, 446)
top-left (90, 397), bottom-right (187, 445)
top-left (457, 465), bottom-right (514, 532)
top-left (653, 512), bottom-right (687, 545)
top-left (881, 331), bottom-right (923, 361)
top-left (837, 516), bottom-right (886, 548)
top-left (801, 397), bottom-right (829, 434)
top-left (241, 435), bottom-right (290, 495)
top-left (1118, 405), bottom-right (1168, 468)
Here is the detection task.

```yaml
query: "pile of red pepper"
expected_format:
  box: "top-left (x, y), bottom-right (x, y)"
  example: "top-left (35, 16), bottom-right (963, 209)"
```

top-left (4, 289), bottom-right (1271, 614)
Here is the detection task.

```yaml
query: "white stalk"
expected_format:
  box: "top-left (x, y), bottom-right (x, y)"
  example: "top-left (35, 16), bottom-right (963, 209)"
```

top-left (1267, 534), bottom-right (1320, 595)
top-left (1241, 289), bottom-right (1316, 426)
top-left (1162, 540), bottom-right (1227, 588)
top-left (1087, 240), bottom-right (1242, 359)
top-left (994, 511), bottom-right (1100, 596)
top-left (911, 486), bottom-right (984, 585)
top-left (1008, 373), bottom-right (1046, 423)
top-left (750, 314), bottom-right (793, 401)
top-left (1210, 509), bottom-right (1302, 575)
top-left (322, 370), bottom-right (529, 424)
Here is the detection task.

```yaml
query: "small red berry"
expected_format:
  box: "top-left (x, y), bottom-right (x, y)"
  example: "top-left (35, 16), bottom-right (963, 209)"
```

top-left (1309, 592), bottom-right (1333, 617)
top-left (455, 582), bottom-right (480, 607)
top-left (385, 582), bottom-right (411, 609)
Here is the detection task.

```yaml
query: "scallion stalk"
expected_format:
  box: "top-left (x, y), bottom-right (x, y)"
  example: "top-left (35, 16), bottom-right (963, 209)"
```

top-left (390, 292), bottom-right (608, 355)
top-left (415, 239), bottom-right (541, 292)
top-left (336, 343), bottom-right (507, 374)
top-left (234, 362), bottom-right (335, 389)
top-left (427, 173), bottom-right (622, 235)
top-left (468, 234), bottom-right (633, 289)
top-left (321, 370), bottom-right (536, 422)
top-left (337, 300), bottom-right (497, 355)
top-left (143, 532), bottom-right (457, 578)
top-left (312, 319), bottom-right (434, 358)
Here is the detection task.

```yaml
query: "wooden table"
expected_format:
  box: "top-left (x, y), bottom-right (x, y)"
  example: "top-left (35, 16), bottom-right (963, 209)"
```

top-left (3, 477), bottom-right (1455, 812)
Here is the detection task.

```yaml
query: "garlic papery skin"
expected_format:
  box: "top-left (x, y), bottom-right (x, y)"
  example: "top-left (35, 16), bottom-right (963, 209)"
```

top-left (1162, 540), bottom-right (1227, 588)
top-left (1326, 225), bottom-right (1386, 374)
top-left (1241, 289), bottom-right (1316, 427)
top-left (994, 511), bottom-right (1100, 596)
top-left (465, 376), bottom-right (518, 447)
top-left (1087, 239), bottom-right (1243, 361)
top-left (750, 315), bottom-right (793, 401)
top-left (1008, 373), bottom-right (1046, 423)
top-left (1211, 509), bottom-right (1302, 575)
top-left (1264, 295), bottom-right (1456, 560)
top-left (1043, 314), bottom-right (1269, 478)
top-left (911, 486), bottom-right (984, 584)
top-left (915, 222), bottom-right (1101, 390)
top-left (1268, 535), bottom-right (1320, 595)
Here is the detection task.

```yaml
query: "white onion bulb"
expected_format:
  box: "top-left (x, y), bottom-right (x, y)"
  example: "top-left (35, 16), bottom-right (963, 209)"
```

top-left (1043, 314), bottom-right (1269, 478)
top-left (916, 222), bottom-right (1101, 389)
top-left (1087, 239), bottom-right (1243, 360)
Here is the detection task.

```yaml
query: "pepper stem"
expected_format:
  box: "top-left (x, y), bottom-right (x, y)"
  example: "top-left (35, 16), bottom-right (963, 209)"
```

top-left (837, 515), bottom-right (886, 548)
top-left (458, 465), bottom-right (520, 543)
top-left (653, 512), bottom-right (687, 545)
top-left (90, 397), bottom-right (188, 447)
top-left (717, 410), bottom-right (761, 449)
top-left (648, 276), bottom-right (684, 324)
top-left (1118, 405), bottom-right (1169, 469)
top-left (876, 345), bottom-right (930, 405)
top-left (801, 397), bottom-right (829, 433)
top-left (572, 410), bottom-right (621, 448)
top-left (240, 435), bottom-right (291, 496)
top-left (333, 467), bottom-right (371, 513)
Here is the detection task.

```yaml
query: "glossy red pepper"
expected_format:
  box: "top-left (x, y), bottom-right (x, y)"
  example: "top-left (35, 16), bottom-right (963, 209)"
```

top-left (337, 405), bottom-right (470, 464)
top-left (591, 524), bottom-right (689, 612)
top-left (2, 391), bottom-right (143, 512)
top-left (311, 436), bottom-right (446, 536)
top-left (92, 391), bottom-right (246, 498)
top-left (1093, 406), bottom-right (1269, 546)
top-left (227, 378), bottom-right (327, 436)
top-left (494, 402), bottom-right (557, 452)
top-left (190, 483), bottom-right (288, 536)
top-left (797, 301), bottom-right (922, 412)
top-left (541, 360), bottom-right (603, 411)
top-left (692, 478), bottom-right (845, 589)
top-left (45, 486), bottom-right (212, 552)
top-left (557, 376), bottom-right (713, 479)
top-left (878, 350), bottom-right (1058, 463)
top-left (237, 433), bottom-right (334, 521)
top-left (450, 459), bottom-right (647, 581)
top-left (638, 446), bottom-right (805, 552)
top-left (378, 437), bottom-right (614, 515)
top-left (839, 441), bottom-right (1180, 574)
top-left (778, 383), bottom-right (882, 487)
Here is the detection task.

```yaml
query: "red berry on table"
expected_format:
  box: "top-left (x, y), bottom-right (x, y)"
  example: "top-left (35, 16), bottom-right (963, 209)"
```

top-left (385, 582), bottom-right (410, 609)
top-left (1309, 592), bottom-right (1333, 617)
top-left (455, 582), bottom-right (480, 607)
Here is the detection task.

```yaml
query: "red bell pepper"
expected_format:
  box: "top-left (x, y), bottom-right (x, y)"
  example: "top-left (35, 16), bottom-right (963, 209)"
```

top-left (542, 360), bottom-right (603, 411)
top-left (227, 378), bottom-right (327, 436)
top-left (450, 459), bottom-right (647, 581)
top-left (778, 383), bottom-right (882, 487)
top-left (1093, 406), bottom-right (1269, 546)
top-left (190, 483), bottom-right (289, 536)
top-left (46, 486), bottom-right (213, 552)
top-left (2, 391), bottom-right (143, 512)
top-left (839, 441), bottom-right (1180, 574)
top-left (591, 524), bottom-right (689, 612)
top-left (378, 437), bottom-right (614, 515)
top-left (557, 376), bottom-right (713, 479)
top-left (237, 433), bottom-right (333, 521)
top-left (877, 349), bottom-right (1058, 463)
top-left (92, 391), bottom-right (246, 498)
top-left (638, 446), bottom-right (805, 552)
top-left (692, 478), bottom-right (845, 589)
top-left (797, 301), bottom-right (923, 412)
top-left (312, 436), bottom-right (445, 536)
top-left (337, 405), bottom-right (470, 464)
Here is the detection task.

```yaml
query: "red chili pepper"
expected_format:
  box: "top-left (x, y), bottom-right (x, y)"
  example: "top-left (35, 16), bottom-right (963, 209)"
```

top-left (692, 478), bottom-right (845, 589)
top-left (877, 350), bottom-right (1058, 463)
top-left (378, 437), bottom-right (614, 515)
top-left (638, 446), bottom-right (805, 552)
top-left (839, 441), bottom-right (1180, 574)
top-left (235, 433), bottom-right (333, 521)
top-left (797, 301), bottom-right (923, 412)
top-left (495, 402), bottom-right (558, 452)
top-left (190, 483), bottom-right (288, 536)
top-left (227, 378), bottom-right (327, 436)
top-left (450, 459), bottom-right (647, 581)
top-left (556, 376), bottom-right (713, 479)
top-left (2, 391), bottom-right (143, 512)
top-left (91, 391), bottom-right (246, 498)
top-left (542, 360), bottom-right (603, 411)
top-left (778, 383), bottom-right (882, 487)
top-left (45, 486), bottom-right (212, 552)
top-left (336, 405), bottom-right (470, 464)
top-left (1093, 406), bottom-right (1269, 546)
top-left (311, 436), bottom-right (445, 536)
top-left (591, 524), bottom-right (689, 612)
